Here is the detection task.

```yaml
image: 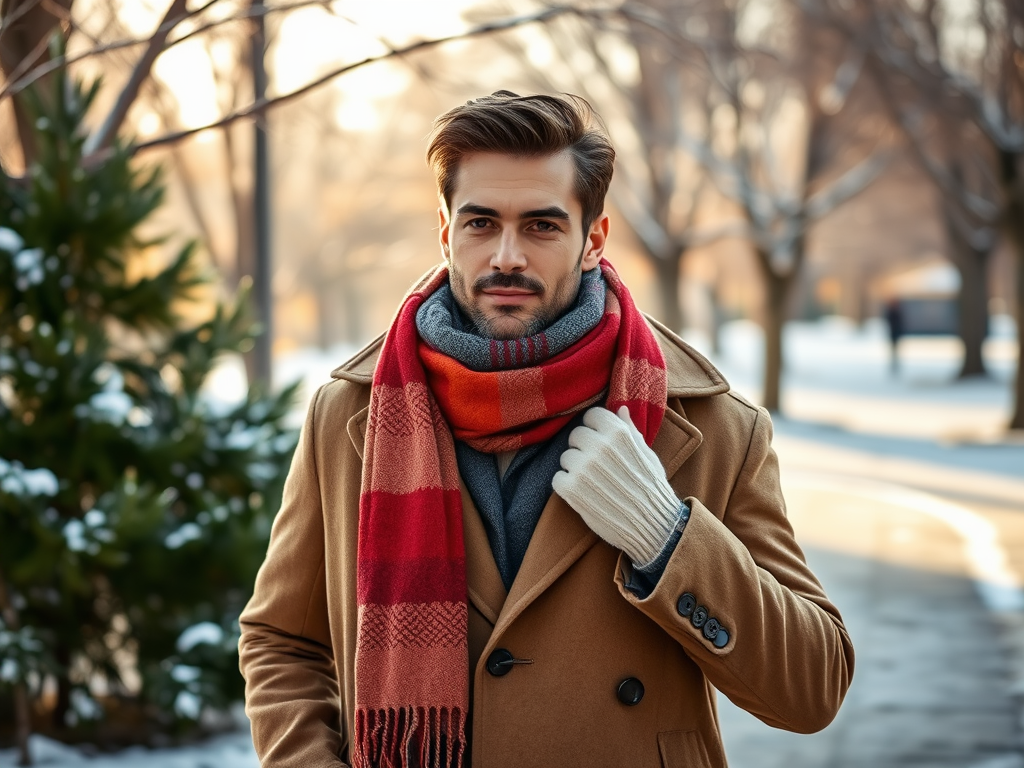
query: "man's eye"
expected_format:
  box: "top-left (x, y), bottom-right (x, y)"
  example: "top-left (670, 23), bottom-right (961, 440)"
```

top-left (533, 221), bottom-right (560, 233)
top-left (468, 218), bottom-right (491, 228)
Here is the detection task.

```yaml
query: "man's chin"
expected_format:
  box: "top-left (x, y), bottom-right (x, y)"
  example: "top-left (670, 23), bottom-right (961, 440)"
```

top-left (476, 312), bottom-right (537, 340)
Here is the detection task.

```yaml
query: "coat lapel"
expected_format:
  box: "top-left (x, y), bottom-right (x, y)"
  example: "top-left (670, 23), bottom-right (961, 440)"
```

top-left (490, 492), bottom-right (599, 642)
top-left (460, 482), bottom-right (508, 624)
top-left (656, 402), bottom-right (704, 478)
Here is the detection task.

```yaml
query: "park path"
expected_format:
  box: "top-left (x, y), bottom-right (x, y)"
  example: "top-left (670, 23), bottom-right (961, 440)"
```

top-left (719, 458), bottom-right (1024, 767)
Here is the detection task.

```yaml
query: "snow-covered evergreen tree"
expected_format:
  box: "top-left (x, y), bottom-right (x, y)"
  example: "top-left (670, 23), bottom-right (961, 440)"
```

top-left (0, 69), bottom-right (297, 743)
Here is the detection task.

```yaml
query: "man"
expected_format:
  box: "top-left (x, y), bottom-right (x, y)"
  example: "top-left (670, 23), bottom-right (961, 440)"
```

top-left (239, 91), bottom-right (854, 768)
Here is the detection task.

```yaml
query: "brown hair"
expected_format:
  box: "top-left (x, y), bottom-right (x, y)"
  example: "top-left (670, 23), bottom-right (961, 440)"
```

top-left (426, 91), bottom-right (615, 232)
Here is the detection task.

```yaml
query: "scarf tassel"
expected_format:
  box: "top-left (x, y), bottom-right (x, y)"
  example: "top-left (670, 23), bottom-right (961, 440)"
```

top-left (355, 706), bottom-right (467, 768)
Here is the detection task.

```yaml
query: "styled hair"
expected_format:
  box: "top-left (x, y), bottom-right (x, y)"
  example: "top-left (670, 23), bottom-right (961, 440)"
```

top-left (426, 91), bottom-right (615, 232)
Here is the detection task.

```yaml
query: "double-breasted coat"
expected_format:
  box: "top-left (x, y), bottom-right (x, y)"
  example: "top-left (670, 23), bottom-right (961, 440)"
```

top-left (238, 316), bottom-right (855, 768)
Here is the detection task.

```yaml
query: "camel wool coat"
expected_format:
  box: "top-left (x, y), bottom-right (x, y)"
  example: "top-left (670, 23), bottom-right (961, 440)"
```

top-left (238, 316), bottom-right (855, 768)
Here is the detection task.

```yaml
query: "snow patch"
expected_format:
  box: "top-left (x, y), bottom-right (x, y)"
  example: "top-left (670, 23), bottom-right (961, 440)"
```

top-left (164, 523), bottom-right (202, 550)
top-left (14, 247), bottom-right (45, 286)
top-left (3, 732), bottom-right (260, 767)
top-left (1, 658), bottom-right (18, 682)
top-left (173, 690), bottom-right (202, 720)
top-left (63, 519), bottom-right (88, 553)
top-left (88, 391), bottom-right (134, 425)
top-left (0, 458), bottom-right (59, 497)
top-left (169, 664), bottom-right (201, 684)
top-left (176, 622), bottom-right (225, 653)
top-left (69, 688), bottom-right (102, 721)
top-left (0, 227), bottom-right (24, 253)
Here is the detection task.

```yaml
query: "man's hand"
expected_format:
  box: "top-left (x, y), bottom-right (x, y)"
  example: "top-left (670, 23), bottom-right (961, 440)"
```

top-left (552, 406), bottom-right (682, 568)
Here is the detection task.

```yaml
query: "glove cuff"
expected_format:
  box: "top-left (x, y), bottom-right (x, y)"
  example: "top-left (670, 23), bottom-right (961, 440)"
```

top-left (627, 483), bottom-right (686, 568)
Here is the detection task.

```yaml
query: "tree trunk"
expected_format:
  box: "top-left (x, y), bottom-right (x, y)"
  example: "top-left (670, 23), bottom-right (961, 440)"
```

top-left (0, 570), bottom-right (32, 766)
top-left (1001, 151), bottom-right (1024, 430)
top-left (1013, 238), bottom-right (1024, 430)
top-left (944, 208), bottom-right (990, 378)
top-left (52, 650), bottom-right (70, 730)
top-left (759, 257), bottom-right (793, 414)
top-left (709, 277), bottom-right (725, 356)
top-left (652, 254), bottom-right (684, 334)
top-left (0, 0), bottom-right (73, 171)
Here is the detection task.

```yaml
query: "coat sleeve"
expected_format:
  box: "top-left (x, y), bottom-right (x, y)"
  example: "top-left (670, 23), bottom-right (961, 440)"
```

top-left (238, 386), bottom-right (349, 768)
top-left (615, 405), bottom-right (855, 734)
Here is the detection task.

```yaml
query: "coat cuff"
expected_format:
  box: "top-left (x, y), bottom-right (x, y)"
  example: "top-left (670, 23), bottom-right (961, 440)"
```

top-left (623, 501), bottom-right (691, 599)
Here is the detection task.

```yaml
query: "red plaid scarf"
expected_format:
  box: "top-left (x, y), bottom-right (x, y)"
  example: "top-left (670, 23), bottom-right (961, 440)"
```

top-left (355, 260), bottom-right (667, 767)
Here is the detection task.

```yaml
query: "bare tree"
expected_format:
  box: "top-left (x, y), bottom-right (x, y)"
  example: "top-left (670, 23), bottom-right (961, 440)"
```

top-left (812, 0), bottom-right (1024, 426)
top-left (682, 0), bottom-right (890, 412)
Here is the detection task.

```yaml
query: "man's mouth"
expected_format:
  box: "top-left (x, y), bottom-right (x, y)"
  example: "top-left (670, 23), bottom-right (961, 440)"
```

top-left (481, 288), bottom-right (536, 306)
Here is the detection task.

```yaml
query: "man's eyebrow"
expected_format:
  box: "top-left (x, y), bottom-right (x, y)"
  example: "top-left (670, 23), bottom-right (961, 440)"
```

top-left (520, 207), bottom-right (570, 221)
top-left (455, 204), bottom-right (571, 221)
top-left (456, 204), bottom-right (500, 218)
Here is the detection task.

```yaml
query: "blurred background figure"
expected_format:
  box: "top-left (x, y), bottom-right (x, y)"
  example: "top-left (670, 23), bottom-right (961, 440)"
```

top-left (884, 297), bottom-right (903, 374)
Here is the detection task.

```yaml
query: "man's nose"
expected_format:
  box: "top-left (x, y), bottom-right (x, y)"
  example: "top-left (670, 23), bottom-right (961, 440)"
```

top-left (491, 229), bottom-right (527, 272)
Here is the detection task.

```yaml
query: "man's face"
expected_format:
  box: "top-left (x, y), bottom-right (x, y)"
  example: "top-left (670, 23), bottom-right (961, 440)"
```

top-left (439, 151), bottom-right (609, 340)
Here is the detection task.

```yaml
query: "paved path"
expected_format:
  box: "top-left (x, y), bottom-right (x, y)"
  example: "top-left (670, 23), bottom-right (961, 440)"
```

top-left (718, 435), bottom-right (1024, 767)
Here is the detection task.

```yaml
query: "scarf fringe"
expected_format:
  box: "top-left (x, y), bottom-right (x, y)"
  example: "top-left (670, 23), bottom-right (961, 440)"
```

top-left (354, 706), bottom-right (467, 768)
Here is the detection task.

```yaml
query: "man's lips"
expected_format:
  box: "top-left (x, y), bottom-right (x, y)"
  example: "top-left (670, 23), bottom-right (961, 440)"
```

top-left (482, 288), bottom-right (535, 296)
top-left (480, 289), bottom-right (537, 306)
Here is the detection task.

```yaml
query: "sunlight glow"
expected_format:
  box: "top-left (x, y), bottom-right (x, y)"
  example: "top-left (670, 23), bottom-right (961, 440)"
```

top-left (153, 38), bottom-right (220, 129)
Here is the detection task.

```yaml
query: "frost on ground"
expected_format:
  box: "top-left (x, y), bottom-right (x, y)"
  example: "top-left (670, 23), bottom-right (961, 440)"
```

top-left (0, 733), bottom-right (259, 768)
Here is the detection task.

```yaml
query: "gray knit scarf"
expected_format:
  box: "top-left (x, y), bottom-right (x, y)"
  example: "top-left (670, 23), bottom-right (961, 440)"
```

top-left (415, 268), bottom-right (606, 589)
top-left (415, 267), bottom-right (605, 371)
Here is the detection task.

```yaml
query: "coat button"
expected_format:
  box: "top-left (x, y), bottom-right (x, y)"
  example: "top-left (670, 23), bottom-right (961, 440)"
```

top-left (617, 677), bottom-right (645, 706)
top-left (486, 649), bottom-right (515, 677)
top-left (676, 592), bottom-right (697, 618)
top-left (703, 617), bottom-right (721, 642)
top-left (691, 606), bottom-right (709, 629)
top-left (713, 627), bottom-right (730, 649)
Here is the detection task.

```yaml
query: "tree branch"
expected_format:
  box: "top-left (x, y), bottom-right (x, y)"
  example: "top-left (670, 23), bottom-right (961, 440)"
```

top-left (121, 4), bottom-right (579, 158)
top-left (83, 0), bottom-right (189, 155)
top-left (805, 149), bottom-right (890, 220)
top-left (0, 0), bottom-right (333, 102)
top-left (0, 0), bottom-right (44, 42)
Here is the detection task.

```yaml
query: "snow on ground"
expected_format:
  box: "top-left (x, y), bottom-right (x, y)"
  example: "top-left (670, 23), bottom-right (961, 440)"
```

top-left (4, 732), bottom-right (259, 768)
top-left (684, 315), bottom-right (1023, 479)
top-left (3, 315), bottom-right (1019, 766)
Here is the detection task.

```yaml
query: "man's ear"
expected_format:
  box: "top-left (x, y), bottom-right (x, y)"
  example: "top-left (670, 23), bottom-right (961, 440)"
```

top-left (438, 206), bottom-right (451, 261)
top-left (581, 213), bottom-right (610, 271)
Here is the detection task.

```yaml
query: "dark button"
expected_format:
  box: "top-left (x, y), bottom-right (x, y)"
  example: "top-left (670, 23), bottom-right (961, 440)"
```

top-left (713, 627), bottom-right (730, 649)
top-left (676, 592), bottom-right (697, 618)
top-left (691, 605), bottom-right (709, 629)
top-left (703, 618), bottom-right (721, 641)
top-left (486, 649), bottom-right (514, 677)
top-left (617, 677), bottom-right (645, 706)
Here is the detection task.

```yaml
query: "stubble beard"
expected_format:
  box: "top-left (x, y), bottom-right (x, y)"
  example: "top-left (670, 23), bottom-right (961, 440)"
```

top-left (449, 255), bottom-right (585, 341)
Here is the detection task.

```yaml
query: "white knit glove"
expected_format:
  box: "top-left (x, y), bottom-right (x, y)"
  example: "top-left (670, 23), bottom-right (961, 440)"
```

top-left (552, 406), bottom-right (681, 569)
